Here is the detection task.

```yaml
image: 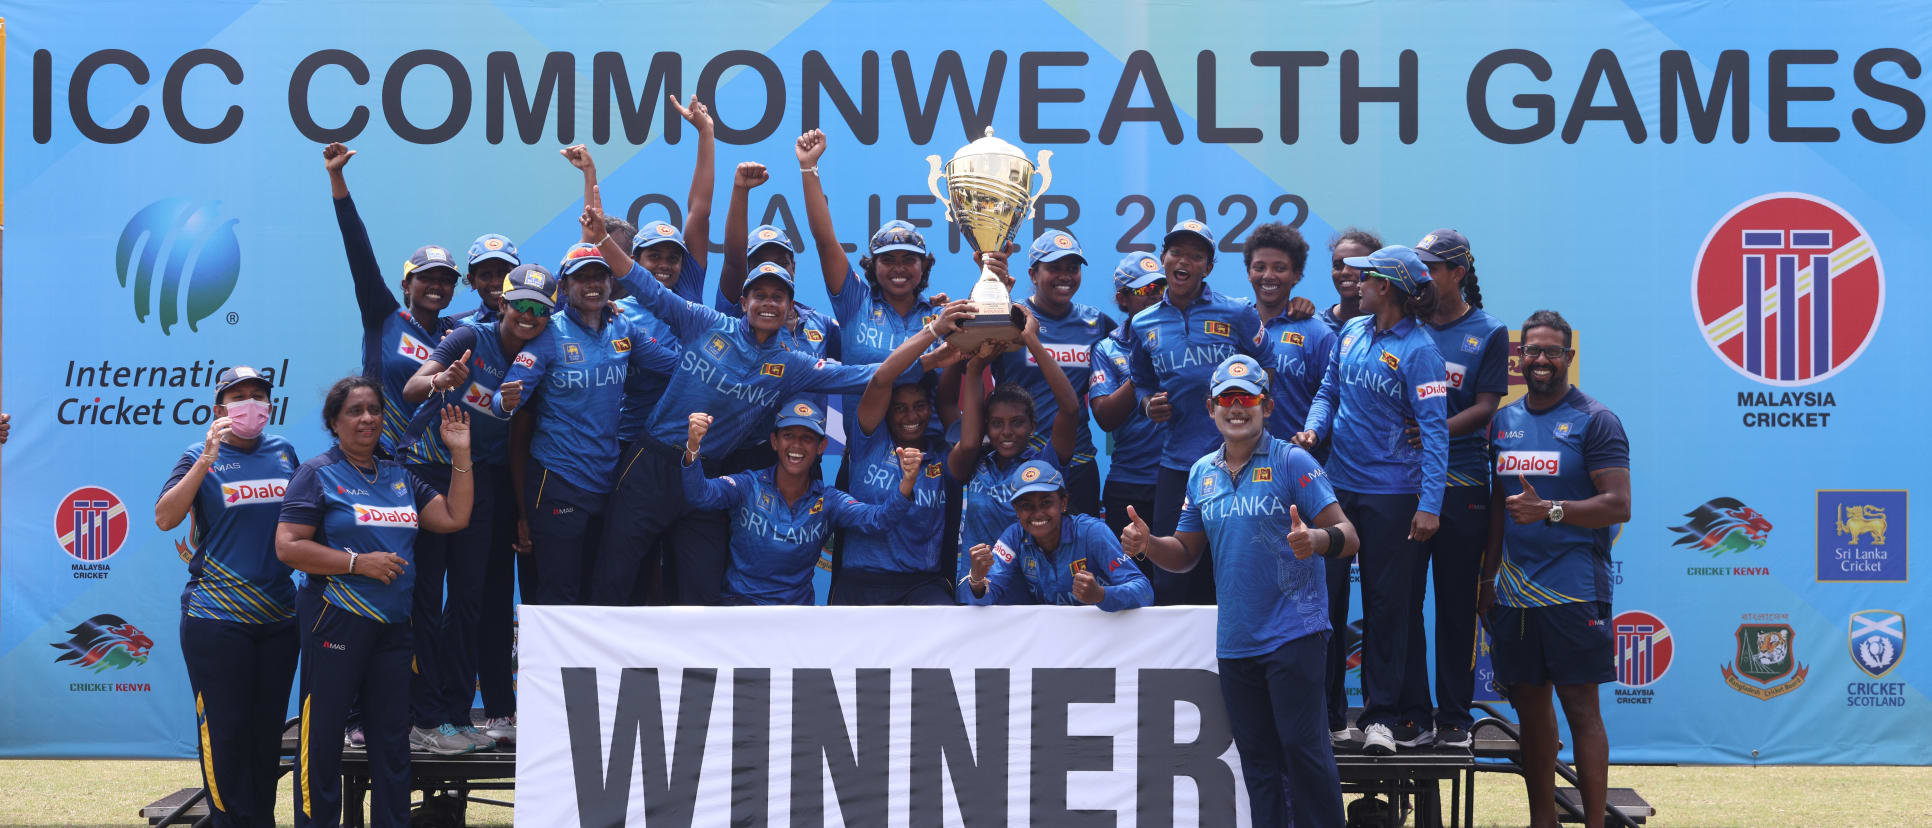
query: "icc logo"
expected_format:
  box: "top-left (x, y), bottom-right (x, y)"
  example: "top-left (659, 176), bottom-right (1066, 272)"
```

top-left (115, 199), bottom-right (241, 334)
top-left (56, 487), bottom-right (128, 563)
top-left (1691, 193), bottom-right (1883, 386)
top-left (1614, 610), bottom-right (1674, 688)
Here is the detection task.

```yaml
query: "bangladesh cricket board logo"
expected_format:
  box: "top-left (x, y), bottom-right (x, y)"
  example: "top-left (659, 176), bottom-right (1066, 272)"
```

top-left (56, 486), bottom-right (129, 562)
top-left (1721, 621), bottom-right (1807, 700)
top-left (50, 614), bottom-right (153, 673)
top-left (116, 199), bottom-right (242, 334)
top-left (1850, 610), bottom-right (1904, 679)
top-left (1692, 193), bottom-right (1883, 386)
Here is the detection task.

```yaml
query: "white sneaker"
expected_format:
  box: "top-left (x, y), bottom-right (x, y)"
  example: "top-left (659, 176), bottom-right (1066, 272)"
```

top-left (484, 715), bottom-right (516, 746)
top-left (454, 723), bottom-right (496, 751)
top-left (1330, 727), bottom-right (1354, 746)
top-left (1362, 723), bottom-right (1396, 756)
top-left (410, 724), bottom-right (479, 756)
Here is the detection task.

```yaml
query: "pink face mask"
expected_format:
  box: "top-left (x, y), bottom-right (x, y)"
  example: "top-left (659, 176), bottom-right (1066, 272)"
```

top-left (225, 399), bottom-right (272, 439)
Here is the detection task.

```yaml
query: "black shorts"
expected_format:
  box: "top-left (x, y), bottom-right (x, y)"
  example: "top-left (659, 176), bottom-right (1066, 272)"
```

top-left (1485, 600), bottom-right (1615, 687)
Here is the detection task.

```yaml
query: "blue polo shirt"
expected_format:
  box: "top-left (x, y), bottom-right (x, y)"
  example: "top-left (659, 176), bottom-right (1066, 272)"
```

top-left (1426, 308), bottom-right (1510, 487)
top-left (1491, 387), bottom-right (1629, 608)
top-left (614, 297), bottom-right (681, 446)
top-left (279, 447), bottom-right (442, 624)
top-left (827, 266), bottom-right (939, 440)
top-left (968, 515), bottom-right (1151, 611)
top-left (683, 460), bottom-right (911, 605)
top-left (990, 298), bottom-right (1115, 468)
top-left (1303, 315), bottom-right (1450, 515)
top-left (1177, 437), bottom-right (1337, 658)
top-left (1255, 305), bottom-right (1336, 441)
top-left (956, 437), bottom-right (1062, 585)
top-left (1087, 332), bottom-right (1161, 487)
top-left (161, 435), bottom-right (302, 624)
top-left (334, 195), bottom-right (458, 455)
top-left (1126, 285), bottom-right (1269, 471)
top-left (402, 321), bottom-right (516, 466)
top-left (842, 427), bottom-right (949, 574)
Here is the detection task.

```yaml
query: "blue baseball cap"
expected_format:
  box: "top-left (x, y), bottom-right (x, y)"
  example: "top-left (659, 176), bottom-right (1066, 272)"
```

top-left (403, 245), bottom-right (460, 278)
top-left (1028, 230), bottom-right (1085, 267)
top-left (631, 220), bottom-right (688, 255)
top-left (1113, 252), bottom-right (1166, 291)
top-left (1162, 219), bottom-right (1216, 250)
top-left (558, 242), bottom-right (610, 277)
top-left (500, 264), bottom-right (558, 308)
top-left (1006, 460), bottom-right (1066, 502)
top-left (1210, 355), bottom-right (1266, 396)
top-left (213, 364), bottom-right (273, 402)
top-left (1342, 244), bottom-right (1433, 296)
top-left (869, 219), bottom-right (929, 256)
top-left (467, 234), bottom-right (520, 268)
top-left (1413, 229), bottom-right (1473, 268)
top-left (748, 224), bottom-right (796, 258)
top-left (745, 261), bottom-right (796, 294)
top-left (773, 398), bottom-right (827, 437)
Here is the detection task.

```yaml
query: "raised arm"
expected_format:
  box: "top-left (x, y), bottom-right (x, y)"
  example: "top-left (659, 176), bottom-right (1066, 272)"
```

top-left (416, 407), bottom-right (474, 532)
top-left (855, 302), bottom-right (970, 434)
top-left (155, 429), bottom-right (224, 531)
top-left (1019, 309), bottom-right (1081, 465)
top-left (324, 142), bottom-right (398, 330)
top-left (794, 129), bottom-right (851, 293)
top-left (1088, 344), bottom-right (1139, 432)
top-left (717, 162), bottom-right (769, 307)
top-left (946, 353), bottom-right (994, 482)
top-left (587, 202), bottom-right (722, 340)
top-left (672, 96), bottom-right (716, 272)
top-left (561, 143), bottom-right (600, 213)
top-left (679, 413), bottom-right (747, 511)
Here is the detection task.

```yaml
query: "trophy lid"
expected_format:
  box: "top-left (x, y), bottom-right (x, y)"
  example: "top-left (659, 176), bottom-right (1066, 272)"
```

top-left (949, 127), bottom-right (1029, 163)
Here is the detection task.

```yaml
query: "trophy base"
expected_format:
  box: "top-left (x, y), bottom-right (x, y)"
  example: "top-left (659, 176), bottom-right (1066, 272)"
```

top-left (944, 308), bottom-right (1027, 353)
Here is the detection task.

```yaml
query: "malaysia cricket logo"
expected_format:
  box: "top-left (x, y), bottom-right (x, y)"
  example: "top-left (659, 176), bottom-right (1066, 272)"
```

top-left (1614, 610), bottom-right (1674, 688)
top-left (1668, 497), bottom-right (1772, 557)
top-left (1850, 610), bottom-right (1904, 679)
top-left (50, 614), bottom-right (153, 673)
top-left (56, 487), bottom-right (129, 563)
top-left (1692, 193), bottom-right (1883, 386)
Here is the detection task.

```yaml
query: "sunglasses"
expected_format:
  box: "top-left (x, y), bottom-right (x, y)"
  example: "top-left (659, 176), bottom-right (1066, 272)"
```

top-left (1519, 345), bottom-right (1571, 360)
top-left (508, 299), bottom-right (551, 316)
top-left (1214, 391), bottom-right (1264, 408)
top-left (1122, 281), bottom-right (1166, 297)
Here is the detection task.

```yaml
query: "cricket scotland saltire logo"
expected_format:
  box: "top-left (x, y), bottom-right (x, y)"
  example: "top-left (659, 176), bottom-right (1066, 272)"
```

top-left (1668, 497), bottom-right (1772, 556)
top-left (116, 198), bottom-right (242, 334)
top-left (1721, 621), bottom-right (1807, 700)
top-left (1850, 610), bottom-right (1904, 679)
top-left (1691, 193), bottom-right (1883, 386)
top-left (50, 614), bottom-right (153, 673)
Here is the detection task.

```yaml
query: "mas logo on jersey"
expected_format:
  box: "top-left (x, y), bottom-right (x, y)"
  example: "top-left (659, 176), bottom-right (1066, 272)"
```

top-left (115, 199), bottom-right (241, 335)
top-left (1817, 490), bottom-right (1907, 582)
top-left (1849, 610), bottom-right (1903, 679)
top-left (1721, 614), bottom-right (1806, 700)
top-left (1613, 611), bottom-right (1672, 705)
top-left (1692, 193), bottom-right (1883, 387)
top-left (56, 487), bottom-right (127, 580)
top-left (1669, 498), bottom-right (1772, 575)
top-left (51, 613), bottom-right (153, 677)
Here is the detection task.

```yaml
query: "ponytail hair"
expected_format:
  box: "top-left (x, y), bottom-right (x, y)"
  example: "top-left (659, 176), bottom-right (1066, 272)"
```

top-left (1403, 282), bottom-right (1440, 320)
top-left (1461, 262), bottom-right (1484, 309)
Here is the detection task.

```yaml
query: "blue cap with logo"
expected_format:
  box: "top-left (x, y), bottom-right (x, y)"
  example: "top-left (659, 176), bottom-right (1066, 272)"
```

top-left (1113, 252), bottom-right (1166, 291)
top-left (869, 219), bottom-right (929, 256)
top-left (748, 224), bottom-right (796, 258)
top-left (213, 364), bottom-right (273, 402)
top-left (1342, 244), bottom-right (1433, 296)
top-left (1028, 230), bottom-right (1085, 267)
top-left (467, 234), bottom-right (520, 268)
top-left (1006, 460), bottom-right (1066, 502)
top-left (559, 242), bottom-right (611, 277)
top-left (1412, 229), bottom-right (1473, 268)
top-left (773, 397), bottom-right (828, 437)
top-left (631, 220), bottom-right (688, 255)
top-left (404, 245), bottom-right (460, 278)
top-left (500, 264), bottom-right (558, 308)
top-left (745, 261), bottom-right (796, 294)
top-left (1162, 219), bottom-right (1217, 250)
top-left (1210, 354), bottom-right (1266, 396)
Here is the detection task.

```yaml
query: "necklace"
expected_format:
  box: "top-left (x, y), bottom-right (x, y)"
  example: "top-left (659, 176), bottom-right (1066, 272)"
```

top-left (343, 452), bottom-right (381, 486)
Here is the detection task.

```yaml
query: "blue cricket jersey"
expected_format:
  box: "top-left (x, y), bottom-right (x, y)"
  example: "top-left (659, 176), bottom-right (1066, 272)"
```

top-left (683, 460), bottom-right (911, 605)
top-left (826, 266), bottom-right (939, 440)
top-left (1256, 304), bottom-right (1336, 441)
top-left (1491, 387), bottom-right (1629, 608)
top-left (279, 447), bottom-right (442, 623)
top-left (334, 195), bottom-right (457, 456)
top-left (1088, 332), bottom-right (1161, 487)
top-left (1303, 315), bottom-right (1450, 515)
top-left (493, 305), bottom-right (678, 495)
top-left (613, 297), bottom-right (681, 446)
top-left (841, 427), bottom-right (949, 573)
top-left (714, 292), bottom-right (843, 428)
top-left (1426, 308), bottom-right (1511, 487)
top-left (1177, 437), bottom-right (1338, 658)
top-left (1126, 286), bottom-right (1270, 471)
top-left (162, 435), bottom-right (302, 624)
top-left (402, 322), bottom-right (516, 466)
top-left (956, 437), bottom-right (1062, 585)
top-left (968, 515), bottom-right (1151, 611)
top-left (990, 298), bottom-right (1115, 468)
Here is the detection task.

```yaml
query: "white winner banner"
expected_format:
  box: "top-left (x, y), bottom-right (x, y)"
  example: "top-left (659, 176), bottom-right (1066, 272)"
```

top-left (518, 606), bottom-right (1253, 827)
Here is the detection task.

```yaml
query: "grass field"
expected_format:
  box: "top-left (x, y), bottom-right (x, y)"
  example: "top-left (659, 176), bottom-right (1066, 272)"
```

top-left (2, 759), bottom-right (1924, 827)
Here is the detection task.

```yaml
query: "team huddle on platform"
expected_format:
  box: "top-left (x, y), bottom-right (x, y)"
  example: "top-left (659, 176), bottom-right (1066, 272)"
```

top-left (155, 99), bottom-right (1631, 828)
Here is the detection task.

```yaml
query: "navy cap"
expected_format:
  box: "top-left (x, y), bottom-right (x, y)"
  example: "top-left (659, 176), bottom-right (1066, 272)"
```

top-left (869, 220), bottom-right (929, 256)
top-left (1412, 229), bottom-right (1473, 268)
top-left (404, 245), bottom-right (460, 278)
top-left (1006, 460), bottom-right (1066, 502)
top-left (745, 261), bottom-right (796, 293)
top-left (631, 220), bottom-right (688, 255)
top-left (467, 234), bottom-right (520, 268)
top-left (1028, 230), bottom-right (1085, 267)
top-left (747, 224), bottom-right (797, 258)
top-left (773, 398), bottom-right (827, 437)
top-left (213, 364), bottom-right (273, 402)
top-left (1162, 219), bottom-right (1216, 250)
top-left (1342, 244), bottom-right (1433, 296)
top-left (500, 264), bottom-right (559, 308)
top-left (1113, 252), bottom-right (1166, 291)
top-left (559, 242), bottom-right (610, 277)
top-left (1210, 355), bottom-right (1266, 396)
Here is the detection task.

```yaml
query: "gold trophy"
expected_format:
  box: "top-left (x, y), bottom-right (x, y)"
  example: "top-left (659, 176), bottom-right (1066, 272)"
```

top-left (926, 127), bottom-right (1054, 351)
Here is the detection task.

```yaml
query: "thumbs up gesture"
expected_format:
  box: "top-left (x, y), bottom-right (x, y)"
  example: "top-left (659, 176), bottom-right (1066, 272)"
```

top-left (1505, 474), bottom-right (1550, 524)
top-left (433, 349), bottom-right (472, 393)
top-left (1286, 504), bottom-right (1317, 559)
top-left (1120, 505), bottom-right (1151, 560)
top-left (1071, 569), bottom-right (1104, 604)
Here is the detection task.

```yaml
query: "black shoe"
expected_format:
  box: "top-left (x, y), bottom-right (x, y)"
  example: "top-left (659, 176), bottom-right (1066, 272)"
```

top-left (1436, 724), bottom-right (1473, 748)
top-left (1392, 720), bottom-right (1435, 749)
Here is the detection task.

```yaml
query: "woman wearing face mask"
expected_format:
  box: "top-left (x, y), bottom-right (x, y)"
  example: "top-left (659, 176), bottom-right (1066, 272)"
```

top-left (398, 264), bottom-right (558, 752)
top-left (155, 366), bottom-right (301, 828)
top-left (276, 377), bottom-right (473, 828)
top-left (1321, 228), bottom-right (1382, 331)
top-left (962, 460), bottom-right (1151, 610)
top-left (322, 143), bottom-right (460, 458)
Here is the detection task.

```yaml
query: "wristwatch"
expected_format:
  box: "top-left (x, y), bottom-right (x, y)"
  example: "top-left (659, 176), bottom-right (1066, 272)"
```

top-left (1546, 501), bottom-right (1566, 524)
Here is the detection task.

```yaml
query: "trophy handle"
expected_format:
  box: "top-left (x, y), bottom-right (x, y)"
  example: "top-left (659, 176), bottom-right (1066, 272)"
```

top-left (1025, 150), bottom-right (1054, 219)
top-left (925, 155), bottom-right (954, 222)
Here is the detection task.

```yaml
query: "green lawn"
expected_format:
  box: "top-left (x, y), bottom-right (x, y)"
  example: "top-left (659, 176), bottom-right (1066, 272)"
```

top-left (2, 759), bottom-right (1924, 826)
